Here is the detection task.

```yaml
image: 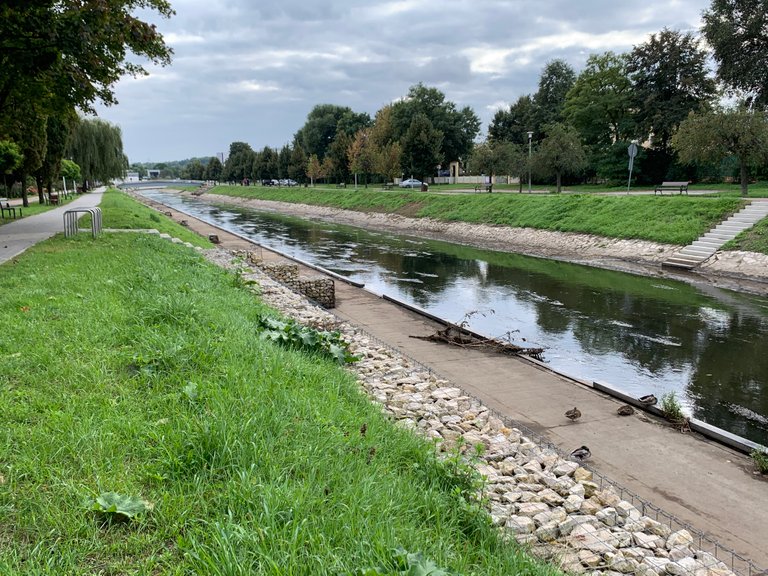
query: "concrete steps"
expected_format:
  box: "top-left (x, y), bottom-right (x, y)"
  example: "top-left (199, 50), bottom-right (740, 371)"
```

top-left (663, 200), bottom-right (768, 270)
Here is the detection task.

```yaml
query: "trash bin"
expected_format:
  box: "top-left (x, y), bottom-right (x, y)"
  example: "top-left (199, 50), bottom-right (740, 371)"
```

top-left (420, 183), bottom-right (428, 192)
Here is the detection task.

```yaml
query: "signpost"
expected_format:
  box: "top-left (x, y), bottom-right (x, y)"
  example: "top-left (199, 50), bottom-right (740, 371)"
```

top-left (627, 142), bottom-right (638, 193)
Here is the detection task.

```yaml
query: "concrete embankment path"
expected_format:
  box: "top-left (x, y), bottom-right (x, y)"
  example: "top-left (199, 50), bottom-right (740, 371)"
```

top-left (142, 199), bottom-right (768, 570)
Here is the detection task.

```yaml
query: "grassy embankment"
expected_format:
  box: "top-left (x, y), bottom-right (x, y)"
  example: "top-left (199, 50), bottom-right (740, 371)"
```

top-left (208, 185), bottom-right (744, 246)
top-left (0, 192), bottom-right (558, 574)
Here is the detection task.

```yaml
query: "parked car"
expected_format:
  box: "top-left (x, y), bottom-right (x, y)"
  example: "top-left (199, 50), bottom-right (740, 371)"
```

top-left (280, 179), bottom-right (298, 186)
top-left (399, 178), bottom-right (423, 188)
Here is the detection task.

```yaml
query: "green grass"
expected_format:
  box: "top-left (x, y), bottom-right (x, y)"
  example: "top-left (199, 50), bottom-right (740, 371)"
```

top-left (85, 188), bottom-right (212, 248)
top-left (723, 217), bottom-right (768, 253)
top-left (0, 234), bottom-right (556, 574)
top-left (0, 194), bottom-right (79, 224)
top-left (208, 185), bottom-right (743, 245)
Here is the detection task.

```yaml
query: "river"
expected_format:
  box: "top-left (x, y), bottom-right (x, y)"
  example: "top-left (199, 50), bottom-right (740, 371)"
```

top-left (140, 189), bottom-right (768, 446)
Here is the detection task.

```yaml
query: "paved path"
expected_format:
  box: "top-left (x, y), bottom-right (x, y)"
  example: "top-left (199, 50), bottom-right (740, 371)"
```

top-left (0, 189), bottom-right (104, 264)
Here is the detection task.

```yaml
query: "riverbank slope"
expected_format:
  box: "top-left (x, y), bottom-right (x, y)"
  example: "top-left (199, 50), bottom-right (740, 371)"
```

top-left (193, 192), bottom-right (768, 295)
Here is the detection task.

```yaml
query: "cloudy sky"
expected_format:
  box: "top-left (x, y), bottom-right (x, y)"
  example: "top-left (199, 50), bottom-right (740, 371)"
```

top-left (96, 0), bottom-right (713, 163)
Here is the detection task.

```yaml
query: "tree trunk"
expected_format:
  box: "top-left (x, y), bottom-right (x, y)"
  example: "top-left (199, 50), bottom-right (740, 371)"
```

top-left (518, 173), bottom-right (523, 193)
top-left (36, 175), bottom-right (45, 204)
top-left (556, 171), bottom-right (562, 193)
top-left (20, 172), bottom-right (29, 207)
top-left (739, 159), bottom-right (749, 197)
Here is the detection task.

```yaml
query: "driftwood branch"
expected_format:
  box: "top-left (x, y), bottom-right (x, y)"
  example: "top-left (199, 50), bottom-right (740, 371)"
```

top-left (411, 325), bottom-right (544, 361)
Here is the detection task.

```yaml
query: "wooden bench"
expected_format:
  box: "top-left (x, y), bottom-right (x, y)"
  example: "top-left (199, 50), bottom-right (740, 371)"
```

top-left (474, 183), bottom-right (493, 193)
top-left (654, 181), bottom-right (689, 195)
top-left (1, 201), bottom-right (22, 219)
top-left (381, 183), bottom-right (393, 191)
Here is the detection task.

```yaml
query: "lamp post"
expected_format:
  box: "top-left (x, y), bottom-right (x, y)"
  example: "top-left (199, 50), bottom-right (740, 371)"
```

top-left (527, 131), bottom-right (533, 193)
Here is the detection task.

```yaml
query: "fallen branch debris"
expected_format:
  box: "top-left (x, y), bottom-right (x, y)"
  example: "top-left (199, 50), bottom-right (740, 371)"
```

top-left (411, 325), bottom-right (545, 361)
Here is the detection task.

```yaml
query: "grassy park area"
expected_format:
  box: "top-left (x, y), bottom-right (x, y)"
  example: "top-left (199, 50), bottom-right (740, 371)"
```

top-left (207, 184), bottom-right (745, 246)
top-left (0, 192), bottom-right (558, 575)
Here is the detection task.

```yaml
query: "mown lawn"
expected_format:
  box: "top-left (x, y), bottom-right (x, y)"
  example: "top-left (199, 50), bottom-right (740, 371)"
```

top-left (208, 185), bottom-right (744, 245)
top-left (0, 220), bottom-right (557, 574)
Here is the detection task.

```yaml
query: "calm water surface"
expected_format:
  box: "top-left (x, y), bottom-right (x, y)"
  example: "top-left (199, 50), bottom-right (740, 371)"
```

top-left (142, 189), bottom-right (768, 445)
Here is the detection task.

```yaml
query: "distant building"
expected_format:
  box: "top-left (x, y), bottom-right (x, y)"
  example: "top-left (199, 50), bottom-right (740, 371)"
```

top-left (147, 169), bottom-right (161, 179)
top-left (124, 171), bottom-right (140, 182)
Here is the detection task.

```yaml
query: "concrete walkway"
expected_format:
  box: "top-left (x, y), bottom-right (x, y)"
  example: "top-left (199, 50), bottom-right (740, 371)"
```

top-left (0, 189), bottom-right (104, 263)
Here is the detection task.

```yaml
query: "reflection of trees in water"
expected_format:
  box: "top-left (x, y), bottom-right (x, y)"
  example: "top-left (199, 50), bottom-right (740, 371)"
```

top-left (212, 202), bottom-right (768, 443)
top-left (688, 314), bottom-right (768, 444)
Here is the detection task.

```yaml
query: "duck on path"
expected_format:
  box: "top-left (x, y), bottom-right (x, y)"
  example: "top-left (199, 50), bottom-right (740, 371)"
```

top-left (565, 407), bottom-right (582, 422)
top-left (638, 394), bottom-right (658, 406)
top-left (570, 445), bottom-right (591, 461)
top-left (617, 404), bottom-right (635, 416)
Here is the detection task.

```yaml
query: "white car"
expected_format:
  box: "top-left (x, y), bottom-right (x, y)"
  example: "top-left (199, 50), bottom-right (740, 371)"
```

top-left (399, 178), bottom-right (423, 188)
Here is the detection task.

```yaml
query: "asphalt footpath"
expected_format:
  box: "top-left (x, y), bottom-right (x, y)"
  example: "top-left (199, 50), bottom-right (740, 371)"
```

top-left (3, 192), bottom-right (767, 570)
top-left (0, 189), bottom-right (105, 264)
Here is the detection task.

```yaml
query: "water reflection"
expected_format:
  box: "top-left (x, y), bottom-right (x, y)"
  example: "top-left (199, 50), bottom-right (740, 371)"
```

top-left (141, 190), bottom-right (768, 445)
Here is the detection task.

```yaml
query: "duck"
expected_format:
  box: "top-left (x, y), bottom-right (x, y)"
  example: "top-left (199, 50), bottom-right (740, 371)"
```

top-left (570, 445), bottom-right (591, 461)
top-left (617, 404), bottom-right (635, 416)
top-left (638, 394), bottom-right (658, 406)
top-left (565, 407), bottom-right (582, 422)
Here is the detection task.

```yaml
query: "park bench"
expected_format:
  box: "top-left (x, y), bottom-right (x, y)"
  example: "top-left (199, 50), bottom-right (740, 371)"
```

top-left (336, 182), bottom-right (347, 188)
top-left (654, 181), bottom-right (689, 195)
top-left (381, 183), bottom-right (394, 191)
top-left (474, 183), bottom-right (493, 193)
top-left (1, 201), bottom-right (22, 219)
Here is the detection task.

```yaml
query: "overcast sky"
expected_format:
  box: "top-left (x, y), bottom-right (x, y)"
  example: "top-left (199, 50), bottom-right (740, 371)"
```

top-left (96, 0), bottom-right (713, 163)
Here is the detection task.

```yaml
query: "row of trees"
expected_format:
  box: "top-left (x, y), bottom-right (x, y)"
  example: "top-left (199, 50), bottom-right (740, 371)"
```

top-left (0, 1), bottom-right (174, 206)
top-left (483, 1), bottom-right (768, 195)
top-left (214, 3), bottom-right (768, 196)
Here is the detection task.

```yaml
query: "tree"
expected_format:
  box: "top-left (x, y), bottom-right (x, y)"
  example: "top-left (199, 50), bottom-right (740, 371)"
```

top-left (294, 104), bottom-right (371, 160)
top-left (307, 154), bottom-right (322, 186)
top-left (0, 139), bottom-right (23, 195)
top-left (348, 129), bottom-right (376, 187)
top-left (326, 131), bottom-right (352, 183)
top-left (288, 144), bottom-right (307, 183)
top-left (489, 95), bottom-right (536, 146)
top-left (532, 123), bottom-right (587, 193)
top-left (223, 142), bottom-right (255, 182)
top-left (36, 111), bottom-right (77, 202)
top-left (563, 52), bottom-right (635, 147)
top-left (204, 157), bottom-right (223, 182)
top-left (627, 29), bottom-right (716, 152)
top-left (533, 59), bottom-right (577, 130)
top-left (252, 147), bottom-right (279, 181)
top-left (672, 107), bottom-right (768, 196)
top-left (0, 1), bottom-right (174, 117)
top-left (469, 141), bottom-right (525, 192)
top-left (702, 0), bottom-right (768, 109)
top-left (66, 117), bottom-right (127, 189)
top-left (391, 83), bottom-right (479, 165)
top-left (184, 158), bottom-right (204, 180)
top-left (400, 113), bottom-right (443, 182)
top-left (376, 142), bottom-right (402, 185)
top-left (60, 158), bottom-right (81, 193)
top-left (278, 145), bottom-right (291, 179)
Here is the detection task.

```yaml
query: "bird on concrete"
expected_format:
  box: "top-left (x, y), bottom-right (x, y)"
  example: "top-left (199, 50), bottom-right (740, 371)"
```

top-left (638, 394), bottom-right (658, 406)
top-left (565, 407), bottom-right (582, 422)
top-left (570, 446), bottom-right (591, 462)
top-left (617, 404), bottom-right (635, 416)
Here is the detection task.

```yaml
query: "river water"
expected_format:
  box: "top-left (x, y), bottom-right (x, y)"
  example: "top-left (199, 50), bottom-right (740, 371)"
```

top-left (141, 189), bottom-right (768, 446)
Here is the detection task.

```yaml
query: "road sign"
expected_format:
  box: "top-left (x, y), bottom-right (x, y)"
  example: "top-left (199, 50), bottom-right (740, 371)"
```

top-left (628, 142), bottom-right (638, 159)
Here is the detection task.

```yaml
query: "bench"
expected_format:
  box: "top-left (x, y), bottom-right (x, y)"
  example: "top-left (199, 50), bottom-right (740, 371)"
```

top-left (1, 201), bottom-right (22, 219)
top-left (474, 184), bottom-right (493, 193)
top-left (654, 181), bottom-right (689, 195)
top-left (381, 183), bottom-right (394, 191)
top-left (336, 182), bottom-right (347, 188)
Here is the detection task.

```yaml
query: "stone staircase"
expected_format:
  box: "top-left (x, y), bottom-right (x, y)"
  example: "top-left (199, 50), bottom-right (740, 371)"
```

top-left (663, 199), bottom-right (768, 270)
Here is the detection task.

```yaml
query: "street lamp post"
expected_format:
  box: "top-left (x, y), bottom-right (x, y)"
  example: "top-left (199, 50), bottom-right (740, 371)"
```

top-left (527, 131), bottom-right (533, 193)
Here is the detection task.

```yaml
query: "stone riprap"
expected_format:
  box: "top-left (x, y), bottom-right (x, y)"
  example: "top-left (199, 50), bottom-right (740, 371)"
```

top-left (201, 246), bottom-right (743, 576)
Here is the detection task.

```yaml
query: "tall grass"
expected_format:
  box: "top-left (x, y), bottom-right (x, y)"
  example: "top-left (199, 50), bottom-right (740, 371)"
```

top-left (0, 232), bottom-right (557, 575)
top-left (208, 185), bottom-right (743, 245)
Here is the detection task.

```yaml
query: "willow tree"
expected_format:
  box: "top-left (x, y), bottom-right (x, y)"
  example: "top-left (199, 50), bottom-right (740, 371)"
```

top-left (66, 117), bottom-right (127, 190)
